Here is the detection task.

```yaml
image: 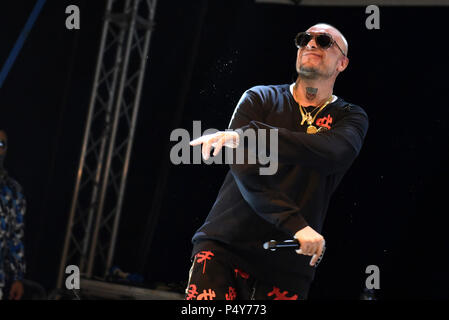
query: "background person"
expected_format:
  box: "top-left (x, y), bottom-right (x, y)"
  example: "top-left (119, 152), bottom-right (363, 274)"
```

top-left (0, 129), bottom-right (26, 300)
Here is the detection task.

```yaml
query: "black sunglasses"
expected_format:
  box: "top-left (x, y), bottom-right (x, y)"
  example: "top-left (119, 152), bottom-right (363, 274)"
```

top-left (294, 32), bottom-right (346, 57)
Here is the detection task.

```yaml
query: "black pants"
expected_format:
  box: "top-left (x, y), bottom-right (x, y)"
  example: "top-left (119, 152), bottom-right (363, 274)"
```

top-left (185, 249), bottom-right (303, 300)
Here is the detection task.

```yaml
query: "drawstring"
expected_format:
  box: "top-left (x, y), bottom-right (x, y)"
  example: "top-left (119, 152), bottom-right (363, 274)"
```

top-left (250, 280), bottom-right (257, 300)
top-left (185, 256), bottom-right (197, 296)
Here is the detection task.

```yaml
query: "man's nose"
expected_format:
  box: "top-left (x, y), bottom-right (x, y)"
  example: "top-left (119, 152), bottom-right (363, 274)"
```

top-left (306, 37), bottom-right (318, 49)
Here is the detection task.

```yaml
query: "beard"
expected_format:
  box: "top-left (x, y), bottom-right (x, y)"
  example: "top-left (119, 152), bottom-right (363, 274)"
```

top-left (298, 66), bottom-right (322, 80)
top-left (297, 61), bottom-right (335, 80)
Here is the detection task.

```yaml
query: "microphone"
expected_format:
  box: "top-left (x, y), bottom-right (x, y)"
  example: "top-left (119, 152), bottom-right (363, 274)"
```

top-left (263, 239), bottom-right (299, 251)
top-left (263, 239), bottom-right (326, 267)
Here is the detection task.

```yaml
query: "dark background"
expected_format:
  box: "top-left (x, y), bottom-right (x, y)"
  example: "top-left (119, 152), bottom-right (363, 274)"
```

top-left (0, 0), bottom-right (448, 299)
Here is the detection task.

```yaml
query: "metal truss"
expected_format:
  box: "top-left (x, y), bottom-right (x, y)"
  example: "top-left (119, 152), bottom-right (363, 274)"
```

top-left (57, 0), bottom-right (157, 288)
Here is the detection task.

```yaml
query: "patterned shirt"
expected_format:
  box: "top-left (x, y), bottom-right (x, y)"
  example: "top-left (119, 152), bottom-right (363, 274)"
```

top-left (0, 173), bottom-right (26, 289)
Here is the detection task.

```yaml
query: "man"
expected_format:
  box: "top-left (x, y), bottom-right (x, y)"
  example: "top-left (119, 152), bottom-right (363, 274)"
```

top-left (0, 130), bottom-right (26, 300)
top-left (186, 23), bottom-right (368, 300)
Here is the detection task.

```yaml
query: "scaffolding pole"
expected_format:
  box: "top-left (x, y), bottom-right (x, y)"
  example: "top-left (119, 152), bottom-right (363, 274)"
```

top-left (57, 0), bottom-right (157, 289)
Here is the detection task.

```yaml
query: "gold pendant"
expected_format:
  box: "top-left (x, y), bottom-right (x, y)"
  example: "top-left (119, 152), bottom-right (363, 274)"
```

top-left (306, 113), bottom-right (312, 123)
top-left (301, 113), bottom-right (312, 126)
top-left (307, 125), bottom-right (318, 134)
top-left (317, 126), bottom-right (328, 133)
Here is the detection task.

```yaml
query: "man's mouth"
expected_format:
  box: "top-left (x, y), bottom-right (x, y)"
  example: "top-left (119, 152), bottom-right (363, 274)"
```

top-left (303, 52), bottom-right (322, 58)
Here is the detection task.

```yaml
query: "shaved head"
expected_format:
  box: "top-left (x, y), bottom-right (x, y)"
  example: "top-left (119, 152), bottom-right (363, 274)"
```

top-left (295, 22), bottom-right (350, 89)
top-left (307, 23), bottom-right (348, 56)
top-left (293, 23), bottom-right (350, 106)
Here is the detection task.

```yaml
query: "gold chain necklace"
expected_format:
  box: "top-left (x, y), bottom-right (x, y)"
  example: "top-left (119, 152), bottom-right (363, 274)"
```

top-left (293, 88), bottom-right (333, 134)
top-left (300, 96), bottom-right (333, 134)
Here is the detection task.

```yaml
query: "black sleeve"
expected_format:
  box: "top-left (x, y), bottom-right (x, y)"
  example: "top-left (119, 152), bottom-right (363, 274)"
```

top-left (236, 91), bottom-right (369, 175)
top-left (227, 88), bottom-right (368, 236)
top-left (228, 89), bottom-right (309, 236)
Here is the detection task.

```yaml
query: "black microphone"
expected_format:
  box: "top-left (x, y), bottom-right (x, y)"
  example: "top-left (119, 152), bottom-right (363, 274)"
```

top-left (263, 239), bottom-right (299, 251)
top-left (263, 239), bottom-right (326, 267)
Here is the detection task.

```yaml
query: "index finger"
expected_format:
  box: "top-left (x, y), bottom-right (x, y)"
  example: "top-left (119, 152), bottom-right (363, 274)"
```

top-left (309, 241), bottom-right (325, 266)
top-left (190, 135), bottom-right (209, 146)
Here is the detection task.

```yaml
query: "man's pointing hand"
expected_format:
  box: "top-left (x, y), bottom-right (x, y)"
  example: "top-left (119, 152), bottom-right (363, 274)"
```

top-left (190, 131), bottom-right (240, 160)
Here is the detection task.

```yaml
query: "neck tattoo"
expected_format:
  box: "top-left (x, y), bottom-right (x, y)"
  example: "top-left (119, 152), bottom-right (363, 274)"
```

top-left (305, 87), bottom-right (318, 101)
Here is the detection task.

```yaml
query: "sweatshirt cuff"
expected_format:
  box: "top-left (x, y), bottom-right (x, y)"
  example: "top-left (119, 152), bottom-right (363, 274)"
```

top-left (279, 214), bottom-right (309, 237)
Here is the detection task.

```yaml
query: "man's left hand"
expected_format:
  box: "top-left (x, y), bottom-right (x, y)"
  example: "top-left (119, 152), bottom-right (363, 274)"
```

top-left (9, 280), bottom-right (24, 300)
top-left (294, 226), bottom-right (325, 267)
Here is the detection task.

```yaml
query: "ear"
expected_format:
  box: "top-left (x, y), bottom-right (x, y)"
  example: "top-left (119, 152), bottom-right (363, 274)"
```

top-left (296, 48), bottom-right (302, 60)
top-left (337, 56), bottom-right (349, 72)
top-left (295, 48), bottom-right (302, 71)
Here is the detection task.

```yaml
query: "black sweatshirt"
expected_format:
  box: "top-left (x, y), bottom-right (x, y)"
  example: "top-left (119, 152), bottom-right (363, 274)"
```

top-left (192, 84), bottom-right (369, 298)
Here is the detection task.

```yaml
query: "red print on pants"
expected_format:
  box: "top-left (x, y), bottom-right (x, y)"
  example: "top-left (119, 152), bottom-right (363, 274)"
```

top-left (316, 114), bottom-right (333, 129)
top-left (267, 286), bottom-right (299, 300)
top-left (195, 251), bottom-right (214, 274)
top-left (186, 284), bottom-right (199, 300)
top-left (197, 289), bottom-right (216, 300)
top-left (225, 287), bottom-right (237, 300)
top-left (234, 268), bottom-right (250, 279)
